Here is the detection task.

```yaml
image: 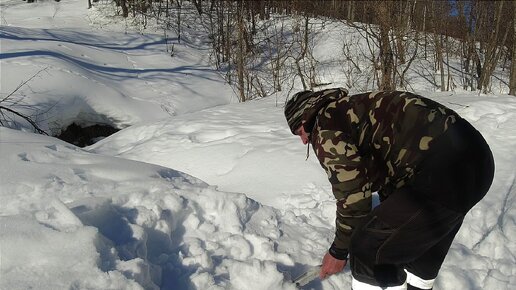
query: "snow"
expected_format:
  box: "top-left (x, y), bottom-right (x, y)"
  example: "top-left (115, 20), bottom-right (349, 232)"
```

top-left (1, 1), bottom-right (515, 289)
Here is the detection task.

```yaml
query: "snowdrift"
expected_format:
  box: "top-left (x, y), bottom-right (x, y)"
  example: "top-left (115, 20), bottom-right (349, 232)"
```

top-left (1, 128), bottom-right (325, 290)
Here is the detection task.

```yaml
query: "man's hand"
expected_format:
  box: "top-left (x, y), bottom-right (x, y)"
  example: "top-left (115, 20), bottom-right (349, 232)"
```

top-left (319, 252), bottom-right (347, 279)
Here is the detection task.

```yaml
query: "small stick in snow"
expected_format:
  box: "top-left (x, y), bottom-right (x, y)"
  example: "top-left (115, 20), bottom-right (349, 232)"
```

top-left (292, 265), bottom-right (322, 287)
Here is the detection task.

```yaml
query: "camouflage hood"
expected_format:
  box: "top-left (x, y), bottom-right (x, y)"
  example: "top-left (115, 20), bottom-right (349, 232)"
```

top-left (285, 88), bottom-right (349, 134)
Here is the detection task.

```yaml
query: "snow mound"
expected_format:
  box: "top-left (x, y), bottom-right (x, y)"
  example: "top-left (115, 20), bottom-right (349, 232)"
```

top-left (0, 128), bottom-right (334, 290)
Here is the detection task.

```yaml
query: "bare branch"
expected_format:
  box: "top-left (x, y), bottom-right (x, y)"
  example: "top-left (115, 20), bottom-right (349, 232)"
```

top-left (0, 105), bottom-right (48, 135)
top-left (0, 67), bottom-right (50, 135)
top-left (1, 68), bottom-right (47, 103)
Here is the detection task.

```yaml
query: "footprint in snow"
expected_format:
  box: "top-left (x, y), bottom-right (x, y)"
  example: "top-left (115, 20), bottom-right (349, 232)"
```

top-left (18, 153), bottom-right (30, 161)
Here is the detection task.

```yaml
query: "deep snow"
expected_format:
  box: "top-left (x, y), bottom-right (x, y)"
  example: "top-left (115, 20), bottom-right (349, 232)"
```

top-left (1, 1), bottom-right (515, 289)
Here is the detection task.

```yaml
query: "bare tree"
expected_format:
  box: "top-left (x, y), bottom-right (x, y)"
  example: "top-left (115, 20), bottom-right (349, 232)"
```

top-left (236, 1), bottom-right (246, 101)
top-left (293, 15), bottom-right (310, 90)
top-left (100, 0), bottom-right (513, 97)
top-left (510, 0), bottom-right (516, 96)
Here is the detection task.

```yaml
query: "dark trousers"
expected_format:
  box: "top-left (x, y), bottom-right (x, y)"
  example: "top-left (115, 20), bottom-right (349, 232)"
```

top-left (350, 118), bottom-right (495, 289)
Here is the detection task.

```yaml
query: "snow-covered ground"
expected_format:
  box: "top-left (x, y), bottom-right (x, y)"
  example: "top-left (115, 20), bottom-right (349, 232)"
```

top-left (1, 1), bottom-right (515, 289)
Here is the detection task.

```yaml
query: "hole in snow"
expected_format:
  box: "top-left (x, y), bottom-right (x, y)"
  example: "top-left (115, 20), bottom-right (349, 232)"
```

top-left (55, 122), bottom-right (119, 147)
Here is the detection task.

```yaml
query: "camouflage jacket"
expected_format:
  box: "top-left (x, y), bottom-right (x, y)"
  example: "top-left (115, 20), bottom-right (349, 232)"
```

top-left (303, 89), bottom-right (459, 252)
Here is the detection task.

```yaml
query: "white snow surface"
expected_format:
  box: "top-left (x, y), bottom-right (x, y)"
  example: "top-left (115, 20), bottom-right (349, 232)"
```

top-left (1, 1), bottom-right (515, 289)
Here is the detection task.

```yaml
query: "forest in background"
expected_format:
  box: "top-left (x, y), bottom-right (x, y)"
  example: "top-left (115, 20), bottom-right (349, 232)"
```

top-left (86, 0), bottom-right (516, 101)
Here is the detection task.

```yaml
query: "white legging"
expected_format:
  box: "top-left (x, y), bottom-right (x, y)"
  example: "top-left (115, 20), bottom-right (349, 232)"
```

top-left (352, 270), bottom-right (435, 290)
top-left (405, 270), bottom-right (435, 289)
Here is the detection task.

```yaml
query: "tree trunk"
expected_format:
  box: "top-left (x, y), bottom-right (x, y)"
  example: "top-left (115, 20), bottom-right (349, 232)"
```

top-left (376, 1), bottom-right (395, 91)
top-left (236, 2), bottom-right (246, 102)
top-left (478, 1), bottom-right (507, 93)
top-left (437, 35), bottom-right (445, 91)
top-left (509, 1), bottom-right (516, 96)
top-left (378, 7), bottom-right (394, 91)
top-left (176, 0), bottom-right (182, 44)
top-left (120, 0), bottom-right (129, 18)
top-left (347, 1), bottom-right (354, 22)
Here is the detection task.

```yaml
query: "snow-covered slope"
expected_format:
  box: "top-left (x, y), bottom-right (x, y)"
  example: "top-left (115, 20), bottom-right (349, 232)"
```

top-left (90, 92), bottom-right (516, 289)
top-left (1, 1), bottom-right (233, 134)
top-left (1, 1), bottom-right (515, 289)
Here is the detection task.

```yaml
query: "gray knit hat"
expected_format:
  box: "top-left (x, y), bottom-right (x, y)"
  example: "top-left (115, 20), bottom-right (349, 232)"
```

top-left (284, 90), bottom-right (314, 134)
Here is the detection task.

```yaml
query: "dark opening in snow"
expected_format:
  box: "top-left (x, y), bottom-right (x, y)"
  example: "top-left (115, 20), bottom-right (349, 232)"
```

top-left (55, 123), bottom-right (119, 147)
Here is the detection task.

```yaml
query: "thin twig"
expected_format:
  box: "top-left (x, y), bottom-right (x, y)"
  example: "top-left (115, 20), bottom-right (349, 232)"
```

top-left (0, 67), bottom-right (50, 135)
top-left (0, 68), bottom-right (48, 103)
top-left (0, 105), bottom-right (48, 135)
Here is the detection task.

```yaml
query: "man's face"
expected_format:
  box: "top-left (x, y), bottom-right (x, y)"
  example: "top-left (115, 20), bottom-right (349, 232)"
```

top-left (295, 125), bottom-right (309, 145)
